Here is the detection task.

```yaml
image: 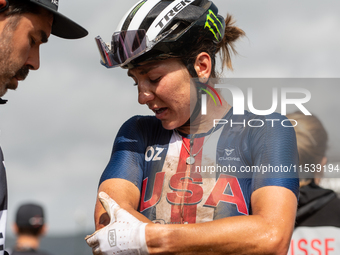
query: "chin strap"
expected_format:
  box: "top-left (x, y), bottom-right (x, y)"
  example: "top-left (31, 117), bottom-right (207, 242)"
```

top-left (0, 98), bottom-right (7, 104)
top-left (0, 0), bottom-right (9, 13)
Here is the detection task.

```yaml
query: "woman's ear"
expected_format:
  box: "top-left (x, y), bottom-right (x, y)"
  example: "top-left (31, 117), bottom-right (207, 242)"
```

top-left (194, 52), bottom-right (212, 82)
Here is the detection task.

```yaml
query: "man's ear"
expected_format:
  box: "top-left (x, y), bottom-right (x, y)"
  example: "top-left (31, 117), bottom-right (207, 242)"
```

top-left (12, 223), bottom-right (19, 235)
top-left (0, 0), bottom-right (9, 13)
top-left (194, 52), bottom-right (212, 82)
top-left (41, 224), bottom-right (47, 235)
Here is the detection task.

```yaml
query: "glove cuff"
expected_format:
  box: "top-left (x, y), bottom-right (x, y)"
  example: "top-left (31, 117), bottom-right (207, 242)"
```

top-left (139, 223), bottom-right (149, 255)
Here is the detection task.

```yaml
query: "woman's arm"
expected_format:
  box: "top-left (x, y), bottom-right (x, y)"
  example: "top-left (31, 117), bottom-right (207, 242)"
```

top-left (95, 179), bottom-right (296, 255)
top-left (145, 185), bottom-right (296, 255)
top-left (95, 178), bottom-right (152, 231)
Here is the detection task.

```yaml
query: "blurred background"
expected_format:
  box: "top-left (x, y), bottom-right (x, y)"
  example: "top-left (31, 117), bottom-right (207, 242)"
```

top-left (1, 0), bottom-right (340, 254)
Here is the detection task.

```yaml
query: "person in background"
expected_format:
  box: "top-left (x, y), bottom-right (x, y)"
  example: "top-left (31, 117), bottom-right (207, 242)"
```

top-left (0, 0), bottom-right (87, 253)
top-left (287, 112), bottom-right (340, 254)
top-left (9, 203), bottom-right (51, 255)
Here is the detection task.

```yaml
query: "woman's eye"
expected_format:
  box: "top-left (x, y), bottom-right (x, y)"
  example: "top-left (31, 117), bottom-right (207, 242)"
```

top-left (150, 77), bottom-right (161, 83)
top-left (132, 79), bottom-right (138, 86)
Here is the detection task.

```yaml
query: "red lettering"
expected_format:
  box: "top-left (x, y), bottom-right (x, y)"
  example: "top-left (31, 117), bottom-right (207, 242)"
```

top-left (139, 172), bottom-right (165, 212)
top-left (169, 136), bottom-right (205, 224)
top-left (311, 239), bottom-right (322, 255)
top-left (325, 238), bottom-right (334, 255)
top-left (298, 239), bottom-right (308, 255)
top-left (204, 174), bottom-right (248, 215)
top-left (170, 203), bottom-right (197, 224)
top-left (167, 172), bottom-right (203, 205)
top-left (291, 237), bottom-right (338, 255)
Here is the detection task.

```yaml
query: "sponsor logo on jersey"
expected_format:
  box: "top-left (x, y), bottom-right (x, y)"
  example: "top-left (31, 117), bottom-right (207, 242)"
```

top-left (145, 146), bottom-right (165, 162)
top-left (219, 148), bottom-right (240, 161)
top-left (225, 149), bottom-right (234, 156)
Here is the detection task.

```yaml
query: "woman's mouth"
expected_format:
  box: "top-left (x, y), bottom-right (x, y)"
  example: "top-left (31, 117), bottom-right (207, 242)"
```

top-left (154, 108), bottom-right (166, 114)
top-left (153, 107), bottom-right (168, 118)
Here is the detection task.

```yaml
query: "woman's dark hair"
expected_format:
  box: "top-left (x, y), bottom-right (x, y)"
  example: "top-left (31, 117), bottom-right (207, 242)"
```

top-left (181, 14), bottom-right (245, 78)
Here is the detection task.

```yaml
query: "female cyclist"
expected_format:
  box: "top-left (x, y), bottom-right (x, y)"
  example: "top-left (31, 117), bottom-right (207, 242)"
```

top-left (86, 0), bottom-right (299, 254)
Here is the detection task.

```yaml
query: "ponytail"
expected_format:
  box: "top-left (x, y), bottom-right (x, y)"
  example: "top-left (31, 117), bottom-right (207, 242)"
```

top-left (217, 14), bottom-right (245, 70)
top-left (181, 14), bottom-right (245, 77)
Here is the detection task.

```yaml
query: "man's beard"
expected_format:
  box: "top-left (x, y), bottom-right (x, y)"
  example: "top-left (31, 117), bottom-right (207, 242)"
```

top-left (0, 20), bottom-right (29, 97)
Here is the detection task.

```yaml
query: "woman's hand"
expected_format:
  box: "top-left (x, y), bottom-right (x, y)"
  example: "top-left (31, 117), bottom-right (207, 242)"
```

top-left (86, 192), bottom-right (149, 255)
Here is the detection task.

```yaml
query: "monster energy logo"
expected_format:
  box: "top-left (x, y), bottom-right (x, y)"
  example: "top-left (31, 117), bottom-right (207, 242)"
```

top-left (205, 9), bottom-right (223, 41)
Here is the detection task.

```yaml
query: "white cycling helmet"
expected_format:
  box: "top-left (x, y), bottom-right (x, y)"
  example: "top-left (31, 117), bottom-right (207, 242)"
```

top-left (95, 0), bottom-right (225, 69)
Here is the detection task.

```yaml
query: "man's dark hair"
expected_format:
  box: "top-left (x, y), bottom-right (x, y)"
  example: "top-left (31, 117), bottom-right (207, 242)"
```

top-left (18, 226), bottom-right (43, 237)
top-left (6, 0), bottom-right (42, 16)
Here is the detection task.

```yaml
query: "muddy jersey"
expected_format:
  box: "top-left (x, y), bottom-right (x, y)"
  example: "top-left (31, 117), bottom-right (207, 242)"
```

top-left (100, 109), bottom-right (299, 224)
top-left (0, 147), bottom-right (7, 255)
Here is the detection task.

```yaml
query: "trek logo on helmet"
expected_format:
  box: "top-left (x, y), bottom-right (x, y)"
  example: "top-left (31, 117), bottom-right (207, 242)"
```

top-left (205, 9), bottom-right (223, 41)
top-left (154, 0), bottom-right (196, 30)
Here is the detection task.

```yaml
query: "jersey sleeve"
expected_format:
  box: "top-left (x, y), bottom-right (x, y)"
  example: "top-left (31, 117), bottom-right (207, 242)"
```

top-left (99, 116), bottom-right (148, 191)
top-left (250, 113), bottom-right (300, 198)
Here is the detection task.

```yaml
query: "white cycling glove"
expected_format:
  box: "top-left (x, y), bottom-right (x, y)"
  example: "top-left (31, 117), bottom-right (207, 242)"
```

top-left (85, 192), bottom-right (149, 255)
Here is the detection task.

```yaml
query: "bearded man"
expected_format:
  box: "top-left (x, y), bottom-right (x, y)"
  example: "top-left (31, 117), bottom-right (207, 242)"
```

top-left (0, 1), bottom-right (87, 253)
